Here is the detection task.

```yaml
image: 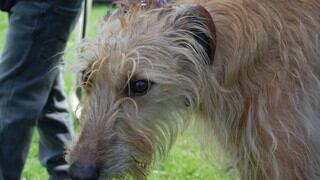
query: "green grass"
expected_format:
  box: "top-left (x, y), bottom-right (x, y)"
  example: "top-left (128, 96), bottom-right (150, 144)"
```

top-left (0, 12), bottom-right (8, 51)
top-left (0, 5), bottom-right (234, 180)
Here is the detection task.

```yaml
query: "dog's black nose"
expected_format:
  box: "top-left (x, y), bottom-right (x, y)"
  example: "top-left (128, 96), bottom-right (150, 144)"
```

top-left (69, 164), bottom-right (99, 180)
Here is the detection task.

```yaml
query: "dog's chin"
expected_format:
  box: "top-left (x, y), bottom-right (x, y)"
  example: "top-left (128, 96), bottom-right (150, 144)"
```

top-left (98, 169), bottom-right (125, 180)
top-left (99, 162), bottom-right (148, 180)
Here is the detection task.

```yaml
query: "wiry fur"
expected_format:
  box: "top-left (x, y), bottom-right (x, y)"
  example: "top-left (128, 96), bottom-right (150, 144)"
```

top-left (68, 0), bottom-right (320, 179)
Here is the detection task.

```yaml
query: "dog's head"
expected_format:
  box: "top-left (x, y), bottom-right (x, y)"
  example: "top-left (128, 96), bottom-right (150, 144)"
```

top-left (68, 2), bottom-right (216, 179)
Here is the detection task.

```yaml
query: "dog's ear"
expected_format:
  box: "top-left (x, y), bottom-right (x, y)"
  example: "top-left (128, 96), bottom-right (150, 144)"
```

top-left (173, 5), bottom-right (216, 65)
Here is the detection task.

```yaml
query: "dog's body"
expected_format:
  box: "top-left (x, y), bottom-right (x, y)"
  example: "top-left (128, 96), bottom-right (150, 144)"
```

top-left (68, 0), bottom-right (320, 179)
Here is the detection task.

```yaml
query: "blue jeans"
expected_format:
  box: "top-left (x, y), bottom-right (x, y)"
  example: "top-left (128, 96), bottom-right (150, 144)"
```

top-left (0, 0), bottom-right (82, 179)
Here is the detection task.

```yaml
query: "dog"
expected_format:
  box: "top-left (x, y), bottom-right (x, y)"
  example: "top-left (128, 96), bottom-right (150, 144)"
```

top-left (68, 0), bottom-right (320, 179)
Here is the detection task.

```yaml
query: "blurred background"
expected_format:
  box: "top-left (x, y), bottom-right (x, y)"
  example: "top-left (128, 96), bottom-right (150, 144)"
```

top-left (0, 2), bottom-right (234, 180)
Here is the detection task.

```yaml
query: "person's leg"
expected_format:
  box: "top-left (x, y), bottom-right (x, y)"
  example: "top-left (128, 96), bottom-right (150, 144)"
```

top-left (0, 2), bottom-right (55, 179)
top-left (38, 73), bottom-right (73, 179)
top-left (0, 1), bottom-right (81, 179)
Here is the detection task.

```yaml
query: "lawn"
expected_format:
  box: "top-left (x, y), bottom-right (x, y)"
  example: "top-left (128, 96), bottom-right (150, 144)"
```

top-left (0, 5), bottom-right (234, 180)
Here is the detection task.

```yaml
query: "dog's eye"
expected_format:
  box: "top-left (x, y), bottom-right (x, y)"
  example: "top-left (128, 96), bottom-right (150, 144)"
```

top-left (128, 79), bottom-right (153, 96)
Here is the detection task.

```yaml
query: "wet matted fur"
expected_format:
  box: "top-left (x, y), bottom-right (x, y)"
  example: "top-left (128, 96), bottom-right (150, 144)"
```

top-left (68, 0), bottom-right (320, 179)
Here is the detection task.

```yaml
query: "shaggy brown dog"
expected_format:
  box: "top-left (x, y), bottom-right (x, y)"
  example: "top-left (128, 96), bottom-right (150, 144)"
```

top-left (68, 0), bottom-right (320, 179)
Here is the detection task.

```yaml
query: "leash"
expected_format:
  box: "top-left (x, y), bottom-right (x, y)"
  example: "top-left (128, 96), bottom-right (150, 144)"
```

top-left (82, 0), bottom-right (88, 39)
top-left (75, 0), bottom-right (88, 108)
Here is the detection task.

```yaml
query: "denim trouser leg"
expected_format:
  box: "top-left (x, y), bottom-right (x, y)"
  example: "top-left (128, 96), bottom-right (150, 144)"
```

top-left (38, 72), bottom-right (73, 179)
top-left (0, 0), bottom-right (81, 179)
